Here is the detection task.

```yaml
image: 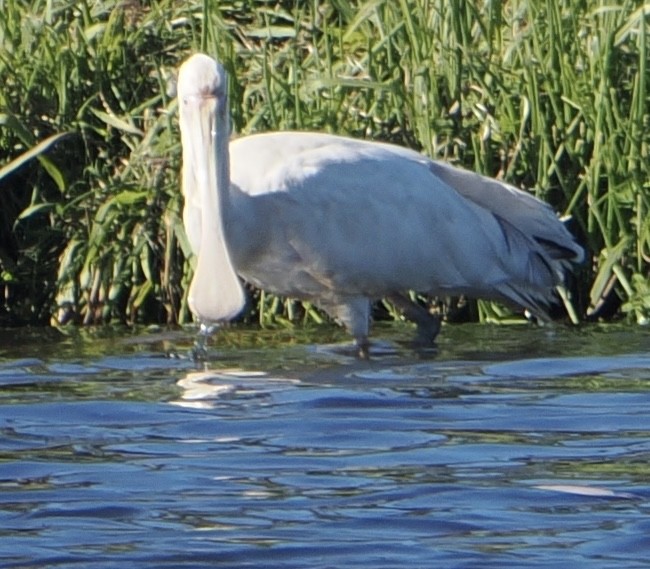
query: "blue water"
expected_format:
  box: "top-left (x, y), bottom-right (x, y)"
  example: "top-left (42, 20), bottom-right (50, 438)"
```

top-left (0, 323), bottom-right (649, 568)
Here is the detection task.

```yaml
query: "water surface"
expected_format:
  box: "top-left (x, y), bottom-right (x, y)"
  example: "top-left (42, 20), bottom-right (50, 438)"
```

top-left (0, 323), bottom-right (649, 568)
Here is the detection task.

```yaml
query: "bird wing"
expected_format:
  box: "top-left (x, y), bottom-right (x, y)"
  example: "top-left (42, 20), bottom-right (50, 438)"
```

top-left (426, 160), bottom-right (584, 263)
top-left (227, 132), bottom-right (580, 313)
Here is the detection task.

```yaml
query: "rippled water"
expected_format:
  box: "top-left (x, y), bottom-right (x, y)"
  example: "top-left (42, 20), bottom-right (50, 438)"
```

top-left (1, 323), bottom-right (649, 568)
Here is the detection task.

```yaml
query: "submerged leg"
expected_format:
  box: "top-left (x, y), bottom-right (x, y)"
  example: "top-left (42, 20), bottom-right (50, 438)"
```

top-left (321, 296), bottom-right (371, 358)
top-left (387, 293), bottom-right (441, 345)
top-left (355, 336), bottom-right (371, 360)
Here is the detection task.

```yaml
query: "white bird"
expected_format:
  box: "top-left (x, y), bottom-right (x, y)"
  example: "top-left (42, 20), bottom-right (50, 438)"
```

top-left (177, 53), bottom-right (583, 356)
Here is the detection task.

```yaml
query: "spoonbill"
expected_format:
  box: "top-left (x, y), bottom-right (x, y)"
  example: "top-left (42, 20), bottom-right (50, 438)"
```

top-left (177, 53), bottom-right (583, 356)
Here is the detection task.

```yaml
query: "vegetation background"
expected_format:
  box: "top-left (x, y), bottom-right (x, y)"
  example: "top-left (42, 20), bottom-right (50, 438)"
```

top-left (0, 0), bottom-right (648, 329)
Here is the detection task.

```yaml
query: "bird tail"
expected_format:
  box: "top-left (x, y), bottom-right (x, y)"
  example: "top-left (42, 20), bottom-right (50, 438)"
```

top-left (492, 214), bottom-right (582, 320)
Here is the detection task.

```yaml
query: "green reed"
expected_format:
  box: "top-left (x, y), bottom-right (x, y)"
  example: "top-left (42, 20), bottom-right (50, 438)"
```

top-left (0, 0), bottom-right (648, 327)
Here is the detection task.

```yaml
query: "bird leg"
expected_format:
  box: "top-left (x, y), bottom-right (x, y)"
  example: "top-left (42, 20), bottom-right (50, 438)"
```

top-left (355, 336), bottom-right (371, 360)
top-left (320, 297), bottom-right (371, 358)
top-left (387, 293), bottom-right (441, 345)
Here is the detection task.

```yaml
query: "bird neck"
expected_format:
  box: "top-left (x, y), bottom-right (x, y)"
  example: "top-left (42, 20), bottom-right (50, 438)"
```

top-left (213, 102), bottom-right (232, 220)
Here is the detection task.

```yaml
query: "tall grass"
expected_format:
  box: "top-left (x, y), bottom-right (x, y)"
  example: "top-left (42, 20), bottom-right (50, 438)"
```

top-left (0, 0), bottom-right (648, 327)
top-left (0, 0), bottom-right (197, 324)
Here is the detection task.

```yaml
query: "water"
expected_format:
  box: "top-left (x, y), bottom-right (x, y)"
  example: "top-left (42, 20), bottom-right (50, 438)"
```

top-left (0, 323), bottom-right (649, 568)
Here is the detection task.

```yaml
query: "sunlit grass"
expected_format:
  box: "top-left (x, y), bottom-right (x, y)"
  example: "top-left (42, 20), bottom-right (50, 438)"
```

top-left (0, 0), bottom-right (648, 327)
